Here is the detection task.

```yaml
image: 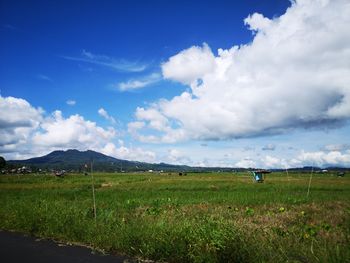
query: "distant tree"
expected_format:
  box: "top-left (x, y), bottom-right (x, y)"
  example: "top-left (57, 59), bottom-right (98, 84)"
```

top-left (0, 156), bottom-right (6, 169)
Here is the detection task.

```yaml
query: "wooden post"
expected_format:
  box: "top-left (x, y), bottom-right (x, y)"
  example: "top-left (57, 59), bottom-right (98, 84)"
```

top-left (91, 160), bottom-right (97, 221)
top-left (307, 165), bottom-right (314, 198)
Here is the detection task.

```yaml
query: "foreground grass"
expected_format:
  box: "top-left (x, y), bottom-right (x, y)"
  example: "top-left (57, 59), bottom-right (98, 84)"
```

top-left (0, 172), bottom-right (349, 262)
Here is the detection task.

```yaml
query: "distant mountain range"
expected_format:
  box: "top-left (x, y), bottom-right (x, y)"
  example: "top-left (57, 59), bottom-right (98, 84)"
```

top-left (6, 149), bottom-right (235, 172)
top-left (7, 149), bottom-right (180, 172)
top-left (5, 149), bottom-right (349, 172)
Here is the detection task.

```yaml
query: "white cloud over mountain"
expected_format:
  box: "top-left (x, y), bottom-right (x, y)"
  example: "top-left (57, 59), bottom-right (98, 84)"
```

top-left (0, 95), bottom-right (155, 161)
top-left (101, 141), bottom-right (156, 163)
top-left (1, 94), bottom-right (348, 167)
top-left (32, 111), bottom-right (116, 149)
top-left (131, 0), bottom-right (350, 142)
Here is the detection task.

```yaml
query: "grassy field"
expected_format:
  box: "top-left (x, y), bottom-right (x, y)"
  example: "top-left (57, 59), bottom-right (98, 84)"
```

top-left (0, 172), bottom-right (349, 262)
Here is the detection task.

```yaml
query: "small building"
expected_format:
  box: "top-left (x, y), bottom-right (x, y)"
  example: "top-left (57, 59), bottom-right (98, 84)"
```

top-left (252, 170), bottom-right (270, 183)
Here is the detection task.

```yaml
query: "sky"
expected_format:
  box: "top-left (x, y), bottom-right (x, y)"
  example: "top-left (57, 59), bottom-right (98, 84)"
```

top-left (1, 0), bottom-right (350, 168)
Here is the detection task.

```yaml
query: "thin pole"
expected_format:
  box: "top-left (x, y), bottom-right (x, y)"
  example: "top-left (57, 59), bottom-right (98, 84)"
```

top-left (91, 160), bottom-right (97, 221)
top-left (307, 164), bottom-right (314, 198)
top-left (285, 166), bottom-right (290, 184)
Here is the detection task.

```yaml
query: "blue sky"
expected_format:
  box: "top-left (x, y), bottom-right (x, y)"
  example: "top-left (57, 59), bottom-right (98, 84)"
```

top-left (1, 0), bottom-right (350, 168)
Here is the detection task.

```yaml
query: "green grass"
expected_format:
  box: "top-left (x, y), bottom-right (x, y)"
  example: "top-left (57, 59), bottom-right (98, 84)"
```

top-left (0, 172), bottom-right (349, 262)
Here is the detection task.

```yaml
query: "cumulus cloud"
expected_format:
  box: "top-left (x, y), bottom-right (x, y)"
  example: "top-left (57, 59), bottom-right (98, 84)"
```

top-left (98, 108), bottom-right (116, 124)
top-left (234, 150), bottom-right (350, 169)
top-left (101, 142), bottom-right (156, 163)
top-left (127, 120), bottom-right (144, 130)
top-left (162, 43), bottom-right (216, 85)
top-left (165, 149), bottom-right (192, 165)
top-left (0, 95), bottom-right (155, 161)
top-left (235, 157), bottom-right (256, 168)
top-left (32, 110), bottom-right (116, 150)
top-left (293, 150), bottom-right (350, 167)
top-left (118, 73), bottom-right (161, 91)
top-left (131, 0), bottom-right (350, 142)
top-left (0, 96), bottom-right (43, 149)
top-left (244, 13), bottom-right (272, 33)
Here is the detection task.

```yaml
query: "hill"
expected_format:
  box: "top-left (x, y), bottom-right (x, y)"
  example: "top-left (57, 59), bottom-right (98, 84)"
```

top-left (7, 149), bottom-right (193, 172)
top-left (7, 150), bottom-right (348, 173)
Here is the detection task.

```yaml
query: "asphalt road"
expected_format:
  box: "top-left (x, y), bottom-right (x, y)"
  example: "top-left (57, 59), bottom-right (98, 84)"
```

top-left (0, 230), bottom-right (131, 263)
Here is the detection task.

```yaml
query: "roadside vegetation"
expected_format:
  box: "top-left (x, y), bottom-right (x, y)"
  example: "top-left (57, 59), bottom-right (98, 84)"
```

top-left (0, 172), bottom-right (349, 262)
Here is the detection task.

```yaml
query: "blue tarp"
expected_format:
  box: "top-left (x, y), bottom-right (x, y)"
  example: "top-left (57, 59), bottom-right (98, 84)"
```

top-left (253, 172), bottom-right (264, 182)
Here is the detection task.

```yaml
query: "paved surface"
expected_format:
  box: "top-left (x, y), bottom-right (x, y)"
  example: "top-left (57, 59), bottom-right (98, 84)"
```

top-left (0, 230), bottom-right (130, 263)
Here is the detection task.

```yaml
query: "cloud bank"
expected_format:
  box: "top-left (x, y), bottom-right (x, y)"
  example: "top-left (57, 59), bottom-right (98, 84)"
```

top-left (1, 95), bottom-right (348, 167)
top-left (131, 0), bottom-right (350, 142)
top-left (0, 95), bottom-right (155, 162)
top-left (235, 150), bottom-right (350, 169)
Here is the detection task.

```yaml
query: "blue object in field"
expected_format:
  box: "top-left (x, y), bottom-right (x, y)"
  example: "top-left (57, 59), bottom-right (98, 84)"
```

top-left (253, 171), bottom-right (264, 182)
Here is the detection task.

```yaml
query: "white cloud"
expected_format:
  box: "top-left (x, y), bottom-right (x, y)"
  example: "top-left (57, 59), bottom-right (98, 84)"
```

top-left (165, 149), bottom-right (192, 165)
top-left (66, 100), bottom-right (76, 106)
top-left (135, 107), bottom-right (169, 131)
top-left (235, 157), bottom-right (256, 168)
top-left (234, 150), bottom-right (350, 169)
top-left (0, 95), bottom-right (157, 162)
top-left (244, 13), bottom-right (272, 33)
top-left (294, 150), bottom-right (350, 167)
top-left (263, 155), bottom-right (286, 169)
top-left (32, 111), bottom-right (116, 150)
top-left (98, 108), bottom-right (116, 124)
top-left (37, 74), bottom-right (53, 82)
top-left (118, 73), bottom-right (161, 91)
top-left (128, 121), bottom-right (145, 131)
top-left (101, 142), bottom-right (156, 163)
top-left (162, 43), bottom-right (216, 85)
top-left (0, 96), bottom-right (43, 148)
top-left (323, 143), bottom-right (350, 152)
top-left (62, 50), bottom-right (147, 72)
top-left (131, 0), bottom-right (350, 142)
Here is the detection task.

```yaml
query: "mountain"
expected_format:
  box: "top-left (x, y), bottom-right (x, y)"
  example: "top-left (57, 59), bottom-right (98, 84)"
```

top-left (16, 149), bottom-right (116, 165)
top-left (7, 149), bottom-right (192, 172)
top-left (7, 150), bottom-right (350, 172)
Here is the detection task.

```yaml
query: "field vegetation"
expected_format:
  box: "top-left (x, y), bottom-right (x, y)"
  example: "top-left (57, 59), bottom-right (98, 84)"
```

top-left (0, 172), bottom-right (349, 262)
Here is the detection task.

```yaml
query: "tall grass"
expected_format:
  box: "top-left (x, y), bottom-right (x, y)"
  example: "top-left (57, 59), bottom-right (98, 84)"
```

top-left (0, 172), bottom-right (349, 262)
